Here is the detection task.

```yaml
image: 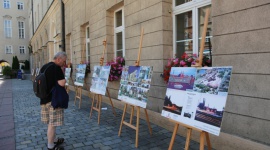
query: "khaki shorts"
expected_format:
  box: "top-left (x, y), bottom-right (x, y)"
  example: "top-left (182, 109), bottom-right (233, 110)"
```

top-left (41, 102), bottom-right (64, 126)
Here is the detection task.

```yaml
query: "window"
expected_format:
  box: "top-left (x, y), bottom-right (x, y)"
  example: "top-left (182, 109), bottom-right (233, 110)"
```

top-left (175, 0), bottom-right (193, 6)
top-left (19, 46), bottom-right (25, 54)
top-left (4, 20), bottom-right (12, 38)
top-left (173, 0), bottom-right (212, 58)
top-left (5, 45), bottom-right (12, 54)
top-left (114, 8), bottom-right (125, 57)
top-left (17, 2), bottom-right (23, 10)
top-left (18, 21), bottom-right (25, 39)
top-left (86, 26), bottom-right (90, 62)
top-left (3, 0), bottom-right (10, 9)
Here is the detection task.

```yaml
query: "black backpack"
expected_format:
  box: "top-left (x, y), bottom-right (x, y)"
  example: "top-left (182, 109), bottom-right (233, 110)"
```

top-left (33, 64), bottom-right (53, 99)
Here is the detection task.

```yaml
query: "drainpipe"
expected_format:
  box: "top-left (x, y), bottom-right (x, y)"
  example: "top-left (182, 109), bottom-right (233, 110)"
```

top-left (31, 0), bottom-right (34, 36)
top-left (60, 0), bottom-right (65, 52)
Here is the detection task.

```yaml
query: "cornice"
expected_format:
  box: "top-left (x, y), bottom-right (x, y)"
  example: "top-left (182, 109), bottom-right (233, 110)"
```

top-left (3, 15), bottom-right (12, 19)
top-left (16, 16), bottom-right (26, 20)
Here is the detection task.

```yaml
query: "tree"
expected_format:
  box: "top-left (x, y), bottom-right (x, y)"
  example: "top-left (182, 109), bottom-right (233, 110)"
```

top-left (2, 66), bottom-right (12, 77)
top-left (12, 56), bottom-right (15, 69)
top-left (12, 56), bottom-right (19, 70)
top-left (24, 60), bottom-right (30, 70)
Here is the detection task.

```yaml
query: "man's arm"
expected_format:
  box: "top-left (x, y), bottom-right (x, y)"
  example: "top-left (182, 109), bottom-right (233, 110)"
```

top-left (58, 79), bottom-right (66, 87)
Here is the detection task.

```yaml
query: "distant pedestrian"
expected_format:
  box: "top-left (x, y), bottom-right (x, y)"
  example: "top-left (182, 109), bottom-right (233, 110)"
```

top-left (40, 52), bottom-right (67, 150)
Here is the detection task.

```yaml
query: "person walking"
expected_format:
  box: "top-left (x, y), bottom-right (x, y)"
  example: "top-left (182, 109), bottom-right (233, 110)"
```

top-left (40, 52), bottom-right (67, 150)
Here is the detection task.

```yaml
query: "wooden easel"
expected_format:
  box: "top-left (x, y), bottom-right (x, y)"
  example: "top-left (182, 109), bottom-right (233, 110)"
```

top-left (89, 38), bottom-right (117, 124)
top-left (168, 120), bottom-right (212, 150)
top-left (74, 61), bottom-right (86, 109)
top-left (169, 8), bottom-right (212, 150)
top-left (118, 28), bottom-right (152, 148)
top-left (74, 84), bottom-right (83, 108)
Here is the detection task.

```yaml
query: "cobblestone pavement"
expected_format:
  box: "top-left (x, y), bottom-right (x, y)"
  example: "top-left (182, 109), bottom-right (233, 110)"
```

top-left (0, 79), bottom-right (15, 150)
top-left (8, 79), bottom-right (210, 150)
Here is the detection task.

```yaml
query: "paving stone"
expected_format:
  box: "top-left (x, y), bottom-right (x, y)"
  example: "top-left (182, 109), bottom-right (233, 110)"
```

top-left (73, 142), bottom-right (84, 148)
top-left (3, 79), bottom-right (212, 150)
top-left (100, 145), bottom-right (112, 150)
top-left (93, 143), bottom-right (104, 148)
top-left (83, 141), bottom-right (93, 146)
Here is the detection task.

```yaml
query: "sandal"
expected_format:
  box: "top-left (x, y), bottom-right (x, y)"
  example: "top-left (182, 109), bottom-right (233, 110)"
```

top-left (48, 145), bottom-right (64, 150)
top-left (54, 138), bottom-right (65, 145)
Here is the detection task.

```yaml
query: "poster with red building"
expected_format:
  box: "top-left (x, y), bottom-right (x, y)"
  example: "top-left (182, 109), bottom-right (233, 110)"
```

top-left (161, 67), bottom-right (232, 136)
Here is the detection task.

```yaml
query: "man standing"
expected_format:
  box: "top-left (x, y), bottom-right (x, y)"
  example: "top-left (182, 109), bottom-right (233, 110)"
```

top-left (40, 52), bottom-right (67, 150)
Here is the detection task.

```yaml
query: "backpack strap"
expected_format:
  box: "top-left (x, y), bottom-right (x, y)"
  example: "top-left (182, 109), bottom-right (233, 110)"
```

top-left (42, 63), bottom-right (54, 74)
top-left (42, 63), bottom-right (55, 98)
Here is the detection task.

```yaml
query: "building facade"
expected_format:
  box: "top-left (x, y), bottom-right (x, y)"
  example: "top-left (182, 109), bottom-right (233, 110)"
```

top-left (0, 0), bottom-right (29, 68)
top-left (29, 0), bottom-right (270, 149)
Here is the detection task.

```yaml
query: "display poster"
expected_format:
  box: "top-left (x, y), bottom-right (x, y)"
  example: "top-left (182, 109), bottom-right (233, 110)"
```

top-left (118, 66), bottom-right (153, 108)
top-left (74, 64), bottom-right (86, 86)
top-left (90, 66), bottom-right (111, 95)
top-left (31, 69), bottom-right (35, 76)
top-left (65, 68), bottom-right (71, 85)
top-left (161, 67), bottom-right (232, 136)
top-left (35, 68), bottom-right (40, 76)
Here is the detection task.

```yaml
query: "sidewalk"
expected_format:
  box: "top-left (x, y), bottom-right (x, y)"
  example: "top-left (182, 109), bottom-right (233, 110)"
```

top-left (0, 79), bottom-right (15, 150)
top-left (0, 79), bottom-right (209, 150)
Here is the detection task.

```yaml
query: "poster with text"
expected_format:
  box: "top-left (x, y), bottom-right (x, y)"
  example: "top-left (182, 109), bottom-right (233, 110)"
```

top-left (161, 67), bottom-right (232, 136)
top-left (65, 68), bottom-right (71, 85)
top-left (118, 66), bottom-right (153, 108)
top-left (90, 66), bottom-right (111, 95)
top-left (74, 64), bottom-right (86, 86)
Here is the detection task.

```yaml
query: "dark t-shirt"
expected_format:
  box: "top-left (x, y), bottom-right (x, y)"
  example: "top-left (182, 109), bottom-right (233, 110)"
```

top-left (39, 62), bottom-right (65, 105)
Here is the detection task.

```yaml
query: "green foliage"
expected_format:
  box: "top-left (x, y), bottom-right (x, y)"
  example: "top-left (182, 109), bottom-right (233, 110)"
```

top-left (12, 56), bottom-right (19, 70)
top-left (12, 56), bottom-right (15, 69)
top-left (24, 60), bottom-right (30, 70)
top-left (2, 66), bottom-right (12, 76)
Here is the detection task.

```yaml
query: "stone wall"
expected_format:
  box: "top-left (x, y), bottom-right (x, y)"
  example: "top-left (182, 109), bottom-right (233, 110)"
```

top-left (212, 0), bottom-right (270, 146)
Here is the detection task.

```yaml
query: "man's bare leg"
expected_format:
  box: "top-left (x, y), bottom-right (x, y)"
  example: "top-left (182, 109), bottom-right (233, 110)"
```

top-left (47, 124), bottom-right (56, 149)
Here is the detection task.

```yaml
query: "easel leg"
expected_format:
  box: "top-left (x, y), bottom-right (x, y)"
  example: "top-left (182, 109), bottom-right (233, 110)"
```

top-left (79, 87), bottom-right (82, 109)
top-left (90, 94), bottom-right (96, 118)
top-left (144, 109), bottom-right (152, 135)
top-left (130, 106), bottom-right (134, 124)
top-left (185, 128), bottom-right (192, 150)
top-left (106, 88), bottom-right (116, 116)
top-left (168, 123), bottom-right (179, 150)
top-left (205, 132), bottom-right (212, 150)
top-left (135, 106), bottom-right (140, 148)
top-left (74, 86), bottom-right (77, 105)
top-left (98, 95), bottom-right (102, 124)
top-left (200, 131), bottom-right (205, 150)
top-left (118, 103), bottom-right (127, 136)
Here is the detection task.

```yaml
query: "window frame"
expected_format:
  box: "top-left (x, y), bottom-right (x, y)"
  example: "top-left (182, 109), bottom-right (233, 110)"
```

top-left (4, 19), bottom-right (12, 38)
top-left (3, 0), bottom-right (10, 9)
top-left (19, 46), bottom-right (25, 54)
top-left (18, 21), bottom-right (25, 39)
top-left (114, 8), bottom-right (125, 58)
top-left (85, 26), bottom-right (90, 62)
top-left (17, 2), bottom-right (23, 10)
top-left (173, 0), bottom-right (211, 57)
top-left (5, 45), bottom-right (13, 54)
